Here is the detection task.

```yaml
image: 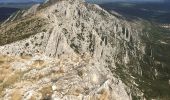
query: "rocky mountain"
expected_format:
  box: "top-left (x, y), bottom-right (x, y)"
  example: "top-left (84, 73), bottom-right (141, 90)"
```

top-left (0, 0), bottom-right (170, 100)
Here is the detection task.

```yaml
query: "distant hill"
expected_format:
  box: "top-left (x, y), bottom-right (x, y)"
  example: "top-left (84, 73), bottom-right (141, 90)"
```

top-left (0, 7), bottom-right (19, 22)
top-left (0, 2), bottom-right (41, 22)
top-left (0, 2), bottom-right (40, 8)
top-left (100, 2), bottom-right (170, 24)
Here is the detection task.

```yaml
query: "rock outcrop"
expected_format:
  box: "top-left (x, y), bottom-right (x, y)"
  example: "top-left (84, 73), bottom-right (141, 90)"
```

top-left (0, 0), bottom-right (170, 99)
top-left (0, 54), bottom-right (130, 100)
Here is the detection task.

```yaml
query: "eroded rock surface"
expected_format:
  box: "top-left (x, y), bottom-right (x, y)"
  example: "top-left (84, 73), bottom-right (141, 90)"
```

top-left (0, 0), bottom-right (170, 99)
top-left (0, 54), bottom-right (130, 100)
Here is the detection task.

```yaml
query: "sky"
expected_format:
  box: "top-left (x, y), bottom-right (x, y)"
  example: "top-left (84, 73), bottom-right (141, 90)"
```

top-left (0, 0), bottom-right (167, 3)
top-left (0, 0), bottom-right (45, 3)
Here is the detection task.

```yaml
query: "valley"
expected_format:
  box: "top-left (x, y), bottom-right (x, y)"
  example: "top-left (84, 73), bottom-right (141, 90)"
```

top-left (100, 2), bottom-right (170, 24)
top-left (0, 7), bottom-right (20, 22)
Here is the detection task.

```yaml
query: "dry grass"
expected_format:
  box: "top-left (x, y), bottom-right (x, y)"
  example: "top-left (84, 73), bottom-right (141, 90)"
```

top-left (39, 85), bottom-right (52, 99)
top-left (0, 55), bottom-right (24, 98)
top-left (0, 84), bottom-right (3, 97)
top-left (0, 55), bottom-right (13, 84)
top-left (0, 55), bottom-right (9, 65)
top-left (0, 71), bottom-right (23, 98)
top-left (0, 55), bottom-right (8, 62)
top-left (1, 63), bottom-right (10, 69)
top-left (0, 55), bottom-right (14, 64)
top-left (0, 74), bottom-right (5, 84)
top-left (2, 72), bottom-right (21, 88)
top-left (11, 90), bottom-right (22, 100)
top-left (97, 89), bottom-right (110, 100)
top-left (29, 96), bottom-right (36, 100)
top-left (0, 61), bottom-right (3, 65)
top-left (0, 64), bottom-right (12, 83)
top-left (56, 67), bottom-right (65, 74)
top-left (68, 88), bottom-right (83, 96)
top-left (20, 54), bottom-right (32, 60)
top-left (31, 60), bottom-right (45, 69)
top-left (0, 55), bottom-right (12, 97)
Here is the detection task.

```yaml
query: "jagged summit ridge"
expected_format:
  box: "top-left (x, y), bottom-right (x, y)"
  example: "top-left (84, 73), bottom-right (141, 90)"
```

top-left (41, 0), bottom-right (85, 8)
top-left (0, 0), bottom-right (138, 57)
top-left (1, 0), bottom-right (169, 99)
top-left (45, 0), bottom-right (85, 3)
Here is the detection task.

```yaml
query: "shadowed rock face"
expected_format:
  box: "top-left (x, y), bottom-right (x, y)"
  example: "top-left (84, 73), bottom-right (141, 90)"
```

top-left (0, 0), bottom-right (170, 100)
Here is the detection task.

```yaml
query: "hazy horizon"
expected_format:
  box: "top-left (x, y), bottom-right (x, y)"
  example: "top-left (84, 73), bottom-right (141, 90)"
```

top-left (0, 0), bottom-right (167, 3)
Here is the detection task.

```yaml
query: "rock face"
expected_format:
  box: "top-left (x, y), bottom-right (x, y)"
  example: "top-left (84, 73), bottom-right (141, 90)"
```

top-left (0, 0), bottom-right (170, 99)
top-left (0, 54), bottom-right (130, 100)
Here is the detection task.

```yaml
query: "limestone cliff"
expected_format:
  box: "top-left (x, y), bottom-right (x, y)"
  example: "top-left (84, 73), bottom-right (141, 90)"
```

top-left (0, 0), bottom-right (170, 99)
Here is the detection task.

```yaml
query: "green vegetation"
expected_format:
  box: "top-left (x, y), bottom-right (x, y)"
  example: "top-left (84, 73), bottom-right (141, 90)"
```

top-left (138, 22), bottom-right (170, 99)
top-left (0, 18), bottom-right (47, 45)
top-left (120, 3), bottom-right (136, 7)
top-left (113, 22), bottom-right (170, 99)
